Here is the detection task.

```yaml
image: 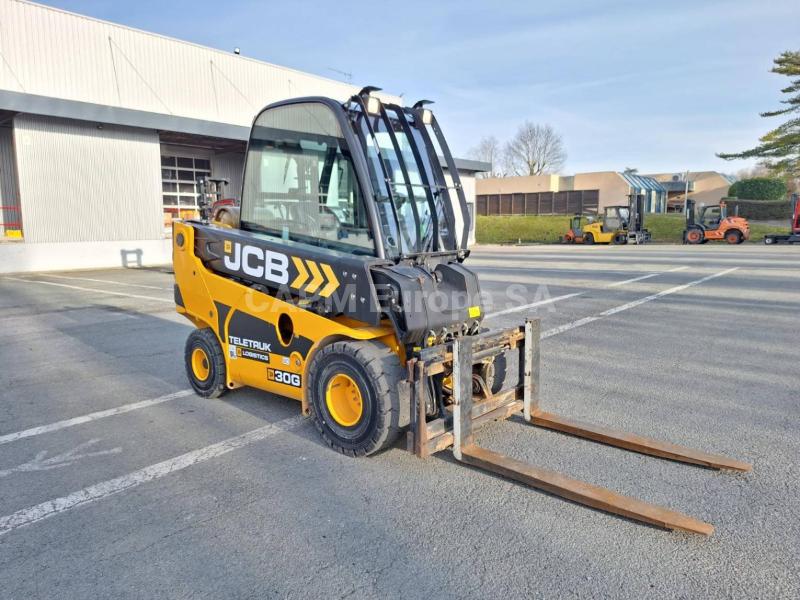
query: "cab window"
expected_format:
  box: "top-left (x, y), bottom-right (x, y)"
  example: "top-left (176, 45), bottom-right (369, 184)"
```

top-left (240, 103), bottom-right (376, 255)
top-left (702, 207), bottom-right (721, 228)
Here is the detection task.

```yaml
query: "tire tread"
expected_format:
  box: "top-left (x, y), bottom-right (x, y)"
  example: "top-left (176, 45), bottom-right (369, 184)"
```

top-left (307, 340), bottom-right (407, 457)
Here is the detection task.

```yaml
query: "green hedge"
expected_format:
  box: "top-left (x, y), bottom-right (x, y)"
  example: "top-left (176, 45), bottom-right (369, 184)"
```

top-left (476, 215), bottom-right (567, 244)
top-left (728, 178), bottom-right (786, 201)
top-left (723, 198), bottom-right (791, 220)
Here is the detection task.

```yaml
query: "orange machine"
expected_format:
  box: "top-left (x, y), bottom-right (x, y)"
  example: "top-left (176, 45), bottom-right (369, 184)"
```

top-left (683, 200), bottom-right (750, 244)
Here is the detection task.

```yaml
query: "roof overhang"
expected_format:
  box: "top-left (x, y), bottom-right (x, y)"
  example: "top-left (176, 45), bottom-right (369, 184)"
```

top-left (619, 172), bottom-right (666, 193)
top-left (0, 89), bottom-right (251, 140)
top-left (0, 89), bottom-right (488, 173)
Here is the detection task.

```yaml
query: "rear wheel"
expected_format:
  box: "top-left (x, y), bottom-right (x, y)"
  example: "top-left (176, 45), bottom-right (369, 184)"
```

top-left (685, 228), bottom-right (703, 244)
top-left (185, 328), bottom-right (227, 398)
top-left (725, 229), bottom-right (742, 245)
top-left (764, 236), bottom-right (775, 245)
top-left (583, 233), bottom-right (595, 245)
top-left (307, 340), bottom-right (408, 457)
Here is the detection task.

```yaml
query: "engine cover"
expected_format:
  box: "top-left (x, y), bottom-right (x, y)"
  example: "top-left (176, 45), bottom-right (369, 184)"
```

top-left (371, 261), bottom-right (483, 346)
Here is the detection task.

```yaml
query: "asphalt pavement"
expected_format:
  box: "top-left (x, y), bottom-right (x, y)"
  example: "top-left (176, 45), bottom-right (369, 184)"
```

top-left (0, 244), bottom-right (798, 599)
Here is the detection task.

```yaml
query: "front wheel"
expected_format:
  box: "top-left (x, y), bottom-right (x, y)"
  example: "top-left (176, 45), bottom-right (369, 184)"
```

top-left (307, 340), bottom-right (408, 457)
top-left (764, 236), bottom-right (775, 245)
top-left (725, 229), bottom-right (742, 245)
top-left (685, 228), bottom-right (704, 244)
top-left (184, 328), bottom-right (227, 398)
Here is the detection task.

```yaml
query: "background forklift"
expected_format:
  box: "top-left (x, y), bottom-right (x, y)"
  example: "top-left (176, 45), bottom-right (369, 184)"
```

top-left (764, 194), bottom-right (800, 244)
top-left (172, 89), bottom-right (749, 535)
top-left (197, 176), bottom-right (239, 226)
top-left (562, 213), bottom-right (595, 243)
top-left (683, 199), bottom-right (750, 244)
top-left (564, 193), bottom-right (650, 245)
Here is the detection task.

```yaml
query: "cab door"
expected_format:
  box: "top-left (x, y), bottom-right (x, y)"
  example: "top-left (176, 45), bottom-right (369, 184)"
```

top-left (701, 206), bottom-right (722, 231)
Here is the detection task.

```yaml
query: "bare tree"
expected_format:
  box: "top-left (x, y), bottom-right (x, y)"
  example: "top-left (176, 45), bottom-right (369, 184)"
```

top-left (735, 164), bottom-right (770, 180)
top-left (468, 135), bottom-right (503, 178)
top-left (503, 122), bottom-right (566, 176)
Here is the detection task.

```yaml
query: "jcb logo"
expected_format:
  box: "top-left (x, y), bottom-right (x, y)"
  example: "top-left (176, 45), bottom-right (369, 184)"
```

top-left (224, 242), bottom-right (289, 285)
top-left (222, 240), bottom-right (340, 297)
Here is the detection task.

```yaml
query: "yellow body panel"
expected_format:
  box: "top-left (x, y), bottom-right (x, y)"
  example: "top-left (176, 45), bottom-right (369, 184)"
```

top-left (582, 222), bottom-right (616, 244)
top-left (172, 221), bottom-right (401, 413)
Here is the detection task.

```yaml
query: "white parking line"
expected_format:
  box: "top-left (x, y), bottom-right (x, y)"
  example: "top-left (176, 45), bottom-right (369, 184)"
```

top-left (0, 390), bottom-right (194, 446)
top-left (38, 273), bottom-right (170, 291)
top-left (3, 276), bottom-right (173, 303)
top-left (484, 292), bottom-right (584, 320)
top-left (541, 267), bottom-right (739, 339)
top-left (485, 266), bottom-right (691, 319)
top-left (0, 415), bottom-right (304, 537)
top-left (606, 266), bottom-right (689, 288)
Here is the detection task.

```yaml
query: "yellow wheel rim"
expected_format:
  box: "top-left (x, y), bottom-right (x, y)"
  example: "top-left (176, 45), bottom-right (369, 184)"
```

top-left (325, 373), bottom-right (363, 427)
top-left (191, 348), bottom-right (211, 381)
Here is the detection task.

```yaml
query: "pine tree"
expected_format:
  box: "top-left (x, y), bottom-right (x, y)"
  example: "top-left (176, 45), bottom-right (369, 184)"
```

top-left (718, 51), bottom-right (800, 175)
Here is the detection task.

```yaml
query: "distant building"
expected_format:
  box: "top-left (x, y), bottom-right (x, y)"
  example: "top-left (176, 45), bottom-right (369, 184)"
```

top-left (475, 171), bottom-right (667, 216)
top-left (645, 172), bottom-right (736, 212)
top-left (0, 0), bottom-right (486, 272)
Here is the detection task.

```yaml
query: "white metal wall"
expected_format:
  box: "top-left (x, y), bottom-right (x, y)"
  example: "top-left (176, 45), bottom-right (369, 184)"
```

top-left (0, 124), bottom-right (19, 234)
top-left (0, 0), bottom-right (399, 124)
top-left (211, 152), bottom-right (245, 200)
top-left (13, 114), bottom-right (162, 243)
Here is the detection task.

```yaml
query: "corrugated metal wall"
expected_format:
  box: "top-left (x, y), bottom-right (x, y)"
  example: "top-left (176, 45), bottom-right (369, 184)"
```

top-left (0, 0), bottom-right (399, 124)
top-left (0, 124), bottom-right (21, 234)
top-left (13, 114), bottom-right (162, 243)
top-left (211, 152), bottom-right (245, 200)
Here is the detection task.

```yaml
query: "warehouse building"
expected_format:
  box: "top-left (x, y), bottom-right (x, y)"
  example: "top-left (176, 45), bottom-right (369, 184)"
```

top-left (475, 171), bottom-right (667, 216)
top-left (0, 0), bottom-right (486, 273)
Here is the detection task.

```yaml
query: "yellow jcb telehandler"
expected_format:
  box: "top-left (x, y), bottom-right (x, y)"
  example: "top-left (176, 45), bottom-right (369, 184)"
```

top-left (172, 89), bottom-right (750, 535)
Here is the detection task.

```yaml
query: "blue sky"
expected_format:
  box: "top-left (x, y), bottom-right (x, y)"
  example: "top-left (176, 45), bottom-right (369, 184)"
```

top-left (42, 0), bottom-right (799, 174)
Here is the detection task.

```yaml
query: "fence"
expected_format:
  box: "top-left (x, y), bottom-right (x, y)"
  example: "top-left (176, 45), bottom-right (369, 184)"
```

top-left (723, 197), bottom-right (792, 221)
top-left (476, 190), bottom-right (600, 216)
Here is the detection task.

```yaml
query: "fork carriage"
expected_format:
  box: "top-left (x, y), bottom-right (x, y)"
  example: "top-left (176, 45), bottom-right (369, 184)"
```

top-left (405, 318), bottom-right (751, 535)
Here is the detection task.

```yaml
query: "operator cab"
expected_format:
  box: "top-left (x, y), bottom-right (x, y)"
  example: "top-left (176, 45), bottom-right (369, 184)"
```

top-left (238, 90), bottom-right (470, 265)
top-left (700, 205), bottom-right (723, 230)
top-left (241, 101), bottom-right (377, 256)
top-left (603, 206), bottom-right (630, 233)
top-left (570, 215), bottom-right (584, 238)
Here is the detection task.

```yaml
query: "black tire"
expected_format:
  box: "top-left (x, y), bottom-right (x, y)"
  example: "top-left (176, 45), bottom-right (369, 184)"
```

top-left (307, 340), bottom-right (408, 457)
top-left (583, 233), bottom-right (595, 245)
top-left (685, 228), bottom-right (704, 245)
top-left (725, 229), bottom-right (742, 245)
top-left (764, 236), bottom-right (775, 245)
top-left (612, 232), bottom-right (628, 245)
top-left (184, 328), bottom-right (227, 398)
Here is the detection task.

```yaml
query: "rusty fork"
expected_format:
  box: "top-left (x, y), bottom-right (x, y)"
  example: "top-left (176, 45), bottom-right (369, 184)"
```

top-left (407, 319), bottom-right (751, 535)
